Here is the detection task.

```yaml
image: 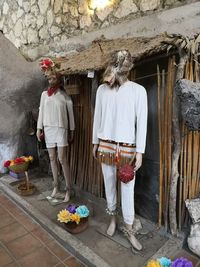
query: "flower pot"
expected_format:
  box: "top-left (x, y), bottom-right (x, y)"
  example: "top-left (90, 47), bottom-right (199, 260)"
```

top-left (64, 217), bottom-right (89, 234)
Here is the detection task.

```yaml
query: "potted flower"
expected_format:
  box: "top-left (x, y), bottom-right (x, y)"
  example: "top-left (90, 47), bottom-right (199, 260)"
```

top-left (146, 256), bottom-right (193, 267)
top-left (57, 204), bottom-right (90, 234)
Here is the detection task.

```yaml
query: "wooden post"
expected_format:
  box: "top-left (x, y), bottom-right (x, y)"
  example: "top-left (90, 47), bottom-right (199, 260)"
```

top-left (169, 51), bottom-right (188, 235)
top-left (157, 65), bottom-right (163, 227)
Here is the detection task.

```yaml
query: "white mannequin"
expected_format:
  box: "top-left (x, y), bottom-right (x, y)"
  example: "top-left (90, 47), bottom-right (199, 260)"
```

top-left (92, 50), bottom-right (147, 252)
top-left (37, 72), bottom-right (75, 202)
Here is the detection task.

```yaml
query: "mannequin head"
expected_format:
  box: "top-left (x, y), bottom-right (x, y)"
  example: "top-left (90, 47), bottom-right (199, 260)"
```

top-left (46, 72), bottom-right (62, 87)
top-left (40, 58), bottom-right (62, 87)
top-left (47, 74), bottom-right (59, 87)
top-left (103, 50), bottom-right (133, 87)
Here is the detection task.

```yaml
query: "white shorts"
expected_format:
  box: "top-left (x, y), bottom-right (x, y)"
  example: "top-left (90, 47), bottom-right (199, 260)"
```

top-left (44, 127), bottom-right (68, 148)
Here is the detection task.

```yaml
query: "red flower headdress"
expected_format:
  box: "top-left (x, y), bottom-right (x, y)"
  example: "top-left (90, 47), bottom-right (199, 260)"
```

top-left (39, 58), bottom-right (62, 96)
top-left (40, 58), bottom-right (55, 72)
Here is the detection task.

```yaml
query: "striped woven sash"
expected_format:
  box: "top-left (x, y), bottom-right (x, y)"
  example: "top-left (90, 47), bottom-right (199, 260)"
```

top-left (97, 139), bottom-right (136, 166)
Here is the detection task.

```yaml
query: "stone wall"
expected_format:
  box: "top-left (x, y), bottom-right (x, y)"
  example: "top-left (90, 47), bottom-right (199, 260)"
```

top-left (0, 0), bottom-right (195, 60)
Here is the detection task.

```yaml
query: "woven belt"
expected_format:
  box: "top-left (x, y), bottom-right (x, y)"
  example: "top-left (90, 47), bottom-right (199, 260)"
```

top-left (99, 139), bottom-right (136, 148)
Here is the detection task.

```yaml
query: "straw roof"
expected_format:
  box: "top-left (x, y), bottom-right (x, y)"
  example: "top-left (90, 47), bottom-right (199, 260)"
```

top-left (56, 34), bottom-right (173, 75)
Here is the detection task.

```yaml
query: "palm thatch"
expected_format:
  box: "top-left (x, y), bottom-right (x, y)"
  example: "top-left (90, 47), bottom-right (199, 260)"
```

top-left (54, 34), bottom-right (174, 75)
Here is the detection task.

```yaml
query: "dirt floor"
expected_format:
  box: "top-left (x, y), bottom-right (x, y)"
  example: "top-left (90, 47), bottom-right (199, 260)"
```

top-left (1, 170), bottom-right (199, 267)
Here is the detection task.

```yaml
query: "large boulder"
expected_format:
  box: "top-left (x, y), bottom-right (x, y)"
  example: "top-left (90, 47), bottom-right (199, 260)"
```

top-left (188, 223), bottom-right (200, 257)
top-left (0, 32), bottom-right (45, 173)
top-left (176, 79), bottom-right (200, 131)
top-left (186, 197), bottom-right (200, 257)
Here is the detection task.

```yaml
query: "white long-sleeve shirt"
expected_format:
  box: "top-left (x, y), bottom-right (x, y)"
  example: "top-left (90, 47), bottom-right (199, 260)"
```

top-left (92, 81), bottom-right (148, 153)
top-left (37, 89), bottom-right (75, 131)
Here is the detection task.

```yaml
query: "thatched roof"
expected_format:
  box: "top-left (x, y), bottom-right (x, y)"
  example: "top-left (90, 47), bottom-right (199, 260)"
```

top-left (56, 34), bottom-right (173, 75)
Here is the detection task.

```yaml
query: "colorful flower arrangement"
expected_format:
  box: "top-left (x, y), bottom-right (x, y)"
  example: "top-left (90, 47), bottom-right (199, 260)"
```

top-left (57, 204), bottom-right (90, 225)
top-left (4, 156), bottom-right (33, 168)
top-left (147, 257), bottom-right (193, 267)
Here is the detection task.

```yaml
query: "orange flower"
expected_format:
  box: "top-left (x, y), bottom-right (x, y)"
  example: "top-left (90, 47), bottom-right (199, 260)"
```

top-left (70, 213), bottom-right (81, 224)
top-left (10, 161), bottom-right (15, 166)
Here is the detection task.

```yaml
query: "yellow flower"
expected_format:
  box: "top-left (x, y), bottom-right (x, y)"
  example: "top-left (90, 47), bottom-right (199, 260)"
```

top-left (24, 157), bottom-right (29, 162)
top-left (70, 213), bottom-right (81, 224)
top-left (28, 156), bottom-right (33, 162)
top-left (10, 160), bottom-right (15, 166)
top-left (147, 260), bottom-right (161, 267)
top-left (57, 210), bottom-right (71, 223)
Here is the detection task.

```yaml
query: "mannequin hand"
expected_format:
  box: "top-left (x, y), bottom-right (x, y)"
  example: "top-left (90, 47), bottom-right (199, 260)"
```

top-left (134, 153), bottom-right (142, 171)
top-left (36, 129), bottom-right (42, 142)
top-left (93, 144), bottom-right (98, 159)
top-left (68, 130), bottom-right (74, 144)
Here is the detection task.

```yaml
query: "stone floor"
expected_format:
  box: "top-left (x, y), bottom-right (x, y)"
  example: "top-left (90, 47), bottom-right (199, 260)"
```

top-left (0, 171), bottom-right (200, 267)
top-left (0, 191), bottom-right (84, 267)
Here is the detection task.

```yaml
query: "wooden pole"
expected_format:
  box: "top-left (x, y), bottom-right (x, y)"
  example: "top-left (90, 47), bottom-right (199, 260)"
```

top-left (169, 51), bottom-right (188, 235)
top-left (179, 124), bottom-right (184, 230)
top-left (157, 64), bottom-right (163, 227)
top-left (164, 57), bottom-right (172, 231)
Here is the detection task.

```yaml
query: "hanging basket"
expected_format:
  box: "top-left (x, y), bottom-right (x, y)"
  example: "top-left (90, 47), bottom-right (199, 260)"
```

top-left (8, 162), bottom-right (29, 173)
top-left (63, 217), bottom-right (89, 234)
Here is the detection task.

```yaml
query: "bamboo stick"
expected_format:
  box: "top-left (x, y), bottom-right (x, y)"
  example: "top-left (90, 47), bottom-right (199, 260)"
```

top-left (157, 64), bottom-right (163, 227)
top-left (187, 132), bottom-right (192, 199)
top-left (161, 69), bottom-right (166, 226)
top-left (192, 131), bottom-right (199, 197)
top-left (197, 133), bottom-right (200, 193)
top-left (167, 56), bottom-right (177, 230)
top-left (179, 123), bottom-right (184, 230)
top-left (164, 57), bottom-right (172, 231)
top-left (182, 125), bottom-right (188, 225)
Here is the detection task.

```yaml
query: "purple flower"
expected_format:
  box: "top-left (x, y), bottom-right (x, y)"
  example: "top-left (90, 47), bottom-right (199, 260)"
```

top-left (66, 204), bottom-right (77, 214)
top-left (172, 257), bottom-right (193, 267)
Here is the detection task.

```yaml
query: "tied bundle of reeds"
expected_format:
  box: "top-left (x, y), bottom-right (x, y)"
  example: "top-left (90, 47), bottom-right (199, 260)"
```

top-left (158, 33), bottom-right (200, 232)
top-left (157, 56), bottom-right (176, 229)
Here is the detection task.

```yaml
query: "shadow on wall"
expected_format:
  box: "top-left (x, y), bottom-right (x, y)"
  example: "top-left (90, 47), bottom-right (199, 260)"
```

top-left (0, 32), bottom-right (45, 173)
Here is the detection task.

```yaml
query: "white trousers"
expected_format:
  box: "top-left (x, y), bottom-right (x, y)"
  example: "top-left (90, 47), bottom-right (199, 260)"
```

top-left (101, 163), bottom-right (136, 225)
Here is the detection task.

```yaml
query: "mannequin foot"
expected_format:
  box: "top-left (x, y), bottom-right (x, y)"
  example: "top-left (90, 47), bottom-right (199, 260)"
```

top-left (51, 187), bottom-right (59, 198)
top-left (128, 232), bottom-right (142, 251)
top-left (122, 225), bottom-right (142, 251)
top-left (107, 216), bottom-right (117, 236)
top-left (63, 190), bottom-right (70, 203)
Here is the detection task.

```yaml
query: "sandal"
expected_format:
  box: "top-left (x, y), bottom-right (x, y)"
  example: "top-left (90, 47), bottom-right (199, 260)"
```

top-left (121, 226), bottom-right (143, 254)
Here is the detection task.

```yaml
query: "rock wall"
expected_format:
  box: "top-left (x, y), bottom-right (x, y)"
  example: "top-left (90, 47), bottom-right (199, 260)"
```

top-left (0, 32), bottom-right (45, 173)
top-left (0, 0), bottom-right (196, 60)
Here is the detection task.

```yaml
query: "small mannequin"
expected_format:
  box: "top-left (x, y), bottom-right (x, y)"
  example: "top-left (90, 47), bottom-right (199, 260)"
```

top-left (92, 50), bottom-right (147, 252)
top-left (37, 59), bottom-right (75, 202)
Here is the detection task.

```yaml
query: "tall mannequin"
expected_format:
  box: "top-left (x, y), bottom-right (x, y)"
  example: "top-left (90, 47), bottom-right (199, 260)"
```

top-left (37, 59), bottom-right (75, 202)
top-left (92, 50), bottom-right (148, 252)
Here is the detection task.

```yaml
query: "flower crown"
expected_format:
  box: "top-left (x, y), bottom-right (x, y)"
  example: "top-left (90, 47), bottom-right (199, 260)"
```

top-left (39, 58), bottom-right (61, 76)
top-left (40, 58), bottom-right (55, 72)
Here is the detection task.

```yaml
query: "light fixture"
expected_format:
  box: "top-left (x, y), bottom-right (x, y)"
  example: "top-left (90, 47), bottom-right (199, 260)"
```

top-left (90, 0), bottom-right (113, 10)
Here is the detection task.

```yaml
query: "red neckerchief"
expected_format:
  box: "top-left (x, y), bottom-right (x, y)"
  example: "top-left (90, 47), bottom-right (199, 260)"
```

top-left (47, 85), bottom-right (59, 97)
